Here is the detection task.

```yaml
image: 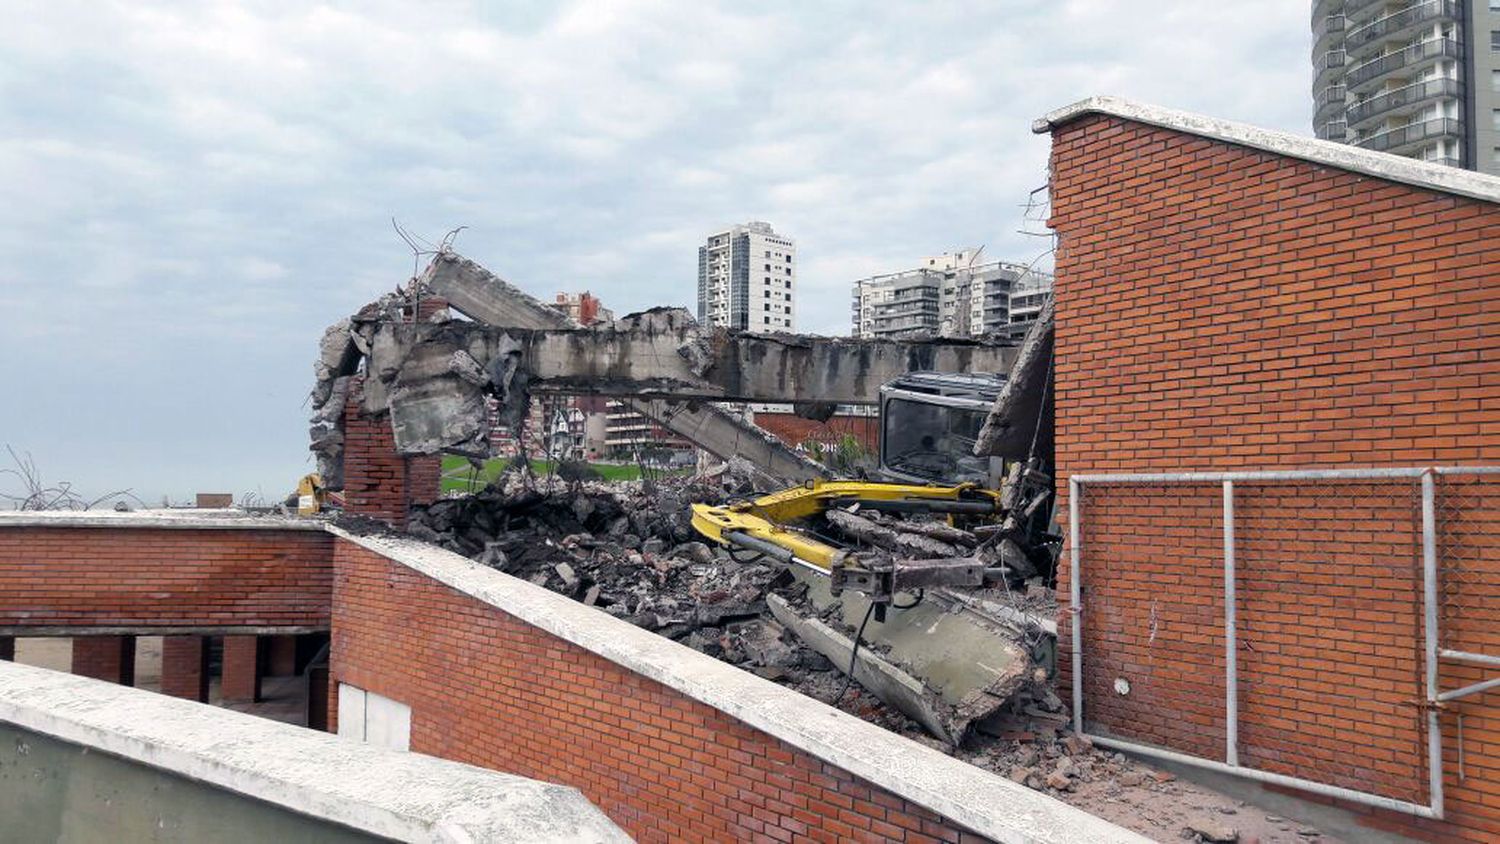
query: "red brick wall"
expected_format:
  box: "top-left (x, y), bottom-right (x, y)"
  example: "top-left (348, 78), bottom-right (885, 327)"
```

top-left (341, 378), bottom-right (441, 529)
top-left (755, 412), bottom-right (880, 453)
top-left (221, 634), bottom-right (262, 702)
top-left (329, 539), bottom-right (990, 843)
top-left (160, 635), bottom-right (210, 701)
top-left (0, 528), bottom-right (333, 631)
top-left (1047, 114), bottom-right (1500, 842)
top-left (71, 635), bottom-right (135, 685)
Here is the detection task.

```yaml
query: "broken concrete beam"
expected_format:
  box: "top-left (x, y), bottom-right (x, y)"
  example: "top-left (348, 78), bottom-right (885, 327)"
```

top-left (419, 253), bottom-right (580, 330)
top-left (368, 319), bottom-right (1016, 407)
top-left (975, 296), bottom-right (1052, 459)
top-left (825, 509), bottom-right (962, 558)
top-left (767, 593), bottom-right (957, 743)
top-left (631, 399), bottom-right (826, 482)
top-left (784, 567), bottom-right (1036, 746)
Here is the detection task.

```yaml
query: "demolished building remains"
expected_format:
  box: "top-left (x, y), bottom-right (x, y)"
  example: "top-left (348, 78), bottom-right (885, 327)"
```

top-left (311, 251), bottom-right (1060, 746)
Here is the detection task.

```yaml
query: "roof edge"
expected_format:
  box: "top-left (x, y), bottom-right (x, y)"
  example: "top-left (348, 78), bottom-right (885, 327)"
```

top-left (1033, 95), bottom-right (1500, 206)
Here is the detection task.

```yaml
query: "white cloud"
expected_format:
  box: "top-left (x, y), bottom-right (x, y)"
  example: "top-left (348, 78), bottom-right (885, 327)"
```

top-left (0, 0), bottom-right (1312, 500)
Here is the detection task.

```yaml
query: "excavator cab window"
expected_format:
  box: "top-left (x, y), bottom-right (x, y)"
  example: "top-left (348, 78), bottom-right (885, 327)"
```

top-left (878, 372), bottom-right (1006, 486)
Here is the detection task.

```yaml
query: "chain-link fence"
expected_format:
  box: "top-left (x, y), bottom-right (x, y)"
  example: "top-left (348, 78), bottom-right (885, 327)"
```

top-left (1067, 467), bottom-right (1498, 821)
top-left (1435, 471), bottom-right (1500, 659)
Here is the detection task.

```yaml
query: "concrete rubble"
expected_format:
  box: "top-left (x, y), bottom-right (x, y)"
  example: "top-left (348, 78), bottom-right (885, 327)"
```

top-left (359, 465), bottom-right (1051, 743)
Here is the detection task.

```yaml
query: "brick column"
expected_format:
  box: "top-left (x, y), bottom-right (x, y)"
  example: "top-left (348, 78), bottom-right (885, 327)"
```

top-left (0, 636), bottom-right (14, 661)
top-left (159, 636), bottom-right (210, 702)
top-left (221, 635), bottom-right (262, 702)
top-left (266, 634), bottom-right (298, 676)
top-left (71, 636), bottom-right (135, 685)
top-left (341, 377), bottom-right (441, 529)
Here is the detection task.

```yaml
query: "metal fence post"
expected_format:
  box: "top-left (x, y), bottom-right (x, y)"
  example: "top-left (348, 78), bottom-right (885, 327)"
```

top-left (1223, 479), bottom-right (1238, 768)
top-left (1420, 470), bottom-right (1444, 820)
top-left (1069, 476), bottom-right (1083, 737)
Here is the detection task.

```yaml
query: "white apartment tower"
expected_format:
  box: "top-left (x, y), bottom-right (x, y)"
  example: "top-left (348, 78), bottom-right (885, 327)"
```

top-left (1312, 0), bottom-right (1500, 174)
top-left (697, 222), bottom-right (796, 330)
top-left (852, 249), bottom-right (1053, 341)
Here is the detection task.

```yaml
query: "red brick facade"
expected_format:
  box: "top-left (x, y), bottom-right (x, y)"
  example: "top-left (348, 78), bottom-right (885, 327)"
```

top-left (341, 379), bottom-right (441, 529)
top-left (221, 634), bottom-right (262, 702)
top-left (1047, 113), bottom-right (1499, 842)
top-left (160, 635), bottom-right (210, 702)
top-left (0, 527), bottom-right (333, 631)
top-left (329, 539), bottom-right (989, 843)
top-left (71, 635), bottom-right (136, 685)
top-left (754, 412), bottom-right (880, 453)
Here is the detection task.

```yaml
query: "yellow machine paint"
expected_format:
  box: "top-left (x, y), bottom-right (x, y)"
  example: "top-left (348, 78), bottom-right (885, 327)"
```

top-left (690, 479), bottom-right (1002, 573)
top-left (296, 473), bottom-right (325, 516)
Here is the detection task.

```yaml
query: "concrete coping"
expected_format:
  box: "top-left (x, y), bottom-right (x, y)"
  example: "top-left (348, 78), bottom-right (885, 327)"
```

top-left (0, 660), bottom-right (627, 843)
top-left (1034, 95), bottom-right (1500, 207)
top-left (0, 509), bottom-right (326, 531)
top-left (329, 526), bottom-right (1150, 844)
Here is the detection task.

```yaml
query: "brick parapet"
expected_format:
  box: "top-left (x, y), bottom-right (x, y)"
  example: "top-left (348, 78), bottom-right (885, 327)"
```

top-left (0, 526), bottom-right (333, 632)
top-left (327, 530), bottom-right (1144, 844)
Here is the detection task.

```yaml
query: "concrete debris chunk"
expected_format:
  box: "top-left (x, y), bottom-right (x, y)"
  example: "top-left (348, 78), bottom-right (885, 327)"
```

top-left (1183, 817), bottom-right (1239, 843)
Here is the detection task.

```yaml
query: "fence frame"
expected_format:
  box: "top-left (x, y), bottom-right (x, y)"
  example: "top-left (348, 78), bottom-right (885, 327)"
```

top-left (1067, 465), bottom-right (1500, 822)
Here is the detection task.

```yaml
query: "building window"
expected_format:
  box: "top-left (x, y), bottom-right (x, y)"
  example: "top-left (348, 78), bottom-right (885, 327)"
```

top-left (1493, 30), bottom-right (1500, 51)
top-left (764, 316), bottom-right (770, 325)
top-left (1494, 147), bottom-right (1500, 167)
top-left (764, 263), bottom-right (770, 271)
top-left (1493, 70), bottom-right (1500, 92)
top-left (765, 250), bottom-right (770, 257)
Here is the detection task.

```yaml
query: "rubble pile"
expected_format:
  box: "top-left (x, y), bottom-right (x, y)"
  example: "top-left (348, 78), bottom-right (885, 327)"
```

top-left (380, 472), bottom-right (1334, 843)
top-left (403, 469), bottom-right (826, 674)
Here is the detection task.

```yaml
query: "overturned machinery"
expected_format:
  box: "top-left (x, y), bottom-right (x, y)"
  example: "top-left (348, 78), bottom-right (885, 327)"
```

top-left (310, 251), bottom-right (1057, 745)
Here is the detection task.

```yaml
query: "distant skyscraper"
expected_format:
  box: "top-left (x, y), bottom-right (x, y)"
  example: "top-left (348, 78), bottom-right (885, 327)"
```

top-left (697, 222), bottom-right (796, 331)
top-left (851, 249), bottom-right (1052, 340)
top-left (1312, 0), bottom-right (1500, 175)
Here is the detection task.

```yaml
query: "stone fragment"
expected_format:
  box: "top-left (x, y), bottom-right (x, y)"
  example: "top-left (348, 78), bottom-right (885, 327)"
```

top-left (1183, 818), bottom-right (1238, 843)
top-left (1061, 734), bottom-right (1093, 755)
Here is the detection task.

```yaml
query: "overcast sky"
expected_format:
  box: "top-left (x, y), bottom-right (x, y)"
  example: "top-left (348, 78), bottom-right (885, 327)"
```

top-left (0, 0), bottom-right (1310, 504)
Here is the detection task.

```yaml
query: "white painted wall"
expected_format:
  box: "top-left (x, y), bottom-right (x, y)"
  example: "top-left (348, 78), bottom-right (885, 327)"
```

top-left (337, 683), bottom-right (411, 752)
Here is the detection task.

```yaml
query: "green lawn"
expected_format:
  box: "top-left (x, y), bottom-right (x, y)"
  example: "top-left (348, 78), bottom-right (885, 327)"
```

top-left (439, 455), bottom-right (656, 492)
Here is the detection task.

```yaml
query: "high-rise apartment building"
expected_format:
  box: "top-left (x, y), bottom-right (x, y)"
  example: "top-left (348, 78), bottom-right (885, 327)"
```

top-left (851, 249), bottom-right (1053, 340)
top-left (697, 222), bottom-right (796, 331)
top-left (1312, 0), bottom-right (1500, 175)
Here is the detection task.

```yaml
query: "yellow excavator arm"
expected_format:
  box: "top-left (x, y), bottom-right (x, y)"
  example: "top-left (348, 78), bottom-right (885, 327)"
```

top-left (691, 479), bottom-right (1004, 607)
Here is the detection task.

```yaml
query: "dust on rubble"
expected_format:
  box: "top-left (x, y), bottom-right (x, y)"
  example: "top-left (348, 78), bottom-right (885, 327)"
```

top-left (350, 468), bottom-right (1342, 844)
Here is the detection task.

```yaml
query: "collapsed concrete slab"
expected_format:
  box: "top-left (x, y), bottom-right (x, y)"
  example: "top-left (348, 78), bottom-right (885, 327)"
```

top-left (415, 253), bottom-right (828, 481)
top-left (311, 252), bottom-right (1016, 486)
top-left (976, 296), bottom-right (1053, 459)
top-left (778, 568), bottom-right (1041, 747)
